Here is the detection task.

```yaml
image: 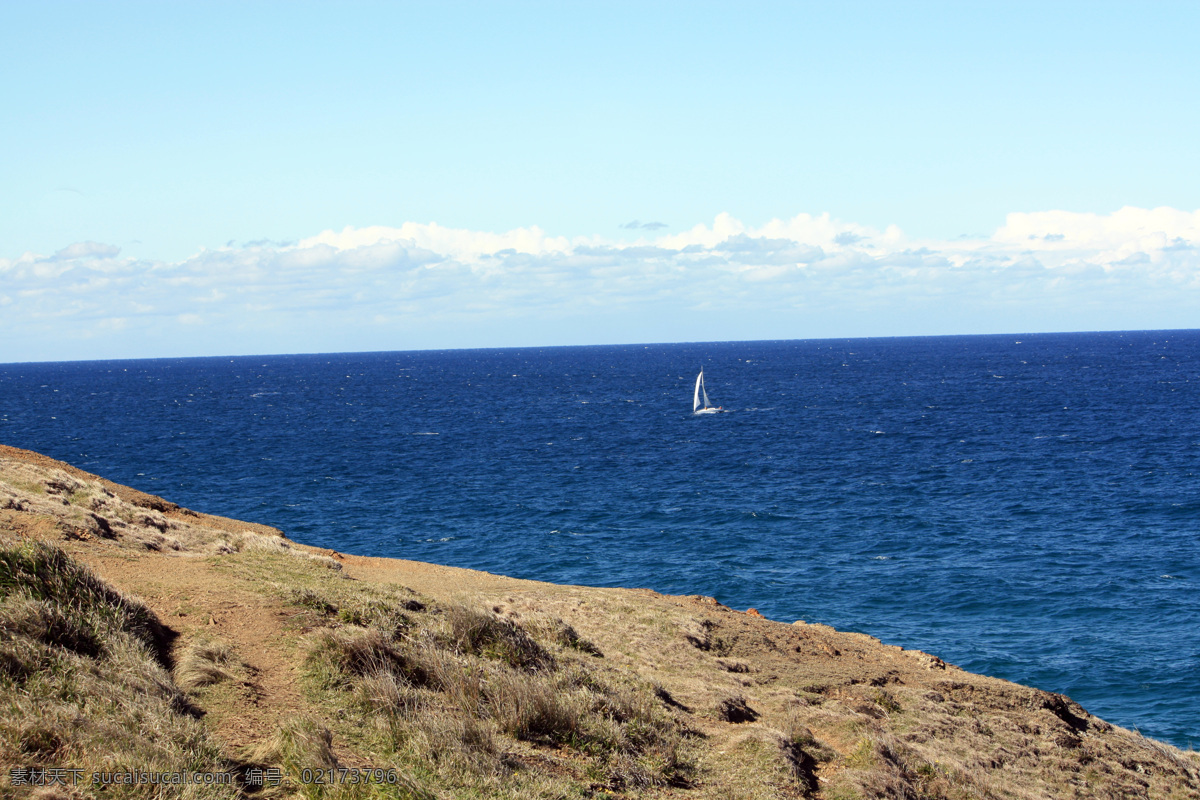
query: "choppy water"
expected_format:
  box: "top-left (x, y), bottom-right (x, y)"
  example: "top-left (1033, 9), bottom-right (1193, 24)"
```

top-left (2, 331), bottom-right (1198, 747)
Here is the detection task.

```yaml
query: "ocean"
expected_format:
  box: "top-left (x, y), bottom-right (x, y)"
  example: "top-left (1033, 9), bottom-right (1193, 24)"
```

top-left (1, 331), bottom-right (1197, 748)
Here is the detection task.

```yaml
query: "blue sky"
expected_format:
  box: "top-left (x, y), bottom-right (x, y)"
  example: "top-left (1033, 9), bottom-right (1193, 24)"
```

top-left (2, 1), bottom-right (1198, 362)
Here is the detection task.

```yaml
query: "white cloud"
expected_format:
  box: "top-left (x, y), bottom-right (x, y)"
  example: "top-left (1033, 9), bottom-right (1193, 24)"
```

top-left (52, 241), bottom-right (121, 261)
top-left (2, 207), bottom-right (1198, 361)
top-left (995, 206), bottom-right (1200, 251)
top-left (656, 211), bottom-right (747, 250)
top-left (297, 221), bottom-right (577, 263)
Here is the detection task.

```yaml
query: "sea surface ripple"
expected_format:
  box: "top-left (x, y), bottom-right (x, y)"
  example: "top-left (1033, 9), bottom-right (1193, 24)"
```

top-left (2, 331), bottom-right (1197, 747)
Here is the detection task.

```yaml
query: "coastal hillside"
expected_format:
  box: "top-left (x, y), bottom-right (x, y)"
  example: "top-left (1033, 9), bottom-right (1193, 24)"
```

top-left (1, 444), bottom-right (1197, 799)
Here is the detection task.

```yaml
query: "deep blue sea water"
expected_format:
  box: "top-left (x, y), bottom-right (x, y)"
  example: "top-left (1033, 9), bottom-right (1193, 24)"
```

top-left (2, 331), bottom-right (1198, 748)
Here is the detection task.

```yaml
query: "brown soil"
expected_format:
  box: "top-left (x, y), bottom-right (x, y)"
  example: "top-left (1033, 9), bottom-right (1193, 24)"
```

top-left (79, 550), bottom-right (303, 752)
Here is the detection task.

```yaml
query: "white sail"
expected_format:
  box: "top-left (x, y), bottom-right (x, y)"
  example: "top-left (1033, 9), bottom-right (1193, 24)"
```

top-left (693, 369), bottom-right (717, 413)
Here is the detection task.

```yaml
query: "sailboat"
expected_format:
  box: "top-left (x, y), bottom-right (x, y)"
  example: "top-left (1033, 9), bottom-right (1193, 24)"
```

top-left (692, 368), bottom-right (723, 414)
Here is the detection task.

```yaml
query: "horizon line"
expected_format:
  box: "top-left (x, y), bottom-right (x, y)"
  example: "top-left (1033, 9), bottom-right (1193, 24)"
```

top-left (3, 326), bottom-right (1196, 368)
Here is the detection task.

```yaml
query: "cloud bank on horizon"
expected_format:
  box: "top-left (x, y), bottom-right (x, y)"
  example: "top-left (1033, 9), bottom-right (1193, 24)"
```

top-left (2, 206), bottom-right (1198, 363)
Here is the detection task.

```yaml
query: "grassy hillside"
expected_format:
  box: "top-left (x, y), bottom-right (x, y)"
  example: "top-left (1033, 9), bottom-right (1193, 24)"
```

top-left (2, 444), bottom-right (1198, 799)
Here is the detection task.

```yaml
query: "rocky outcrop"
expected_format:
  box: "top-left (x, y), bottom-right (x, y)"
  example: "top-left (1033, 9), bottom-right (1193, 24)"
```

top-left (0, 444), bottom-right (284, 554)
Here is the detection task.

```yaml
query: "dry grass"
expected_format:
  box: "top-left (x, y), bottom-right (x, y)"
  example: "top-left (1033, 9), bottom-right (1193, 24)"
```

top-left (526, 614), bottom-right (604, 656)
top-left (486, 668), bottom-right (581, 742)
top-left (0, 454), bottom-right (285, 555)
top-left (246, 719), bottom-right (436, 800)
top-left (305, 626), bottom-right (435, 691)
top-left (292, 579), bottom-right (694, 796)
top-left (236, 544), bottom-right (692, 793)
top-left (0, 541), bottom-right (166, 654)
top-left (249, 718), bottom-right (339, 774)
top-left (772, 713), bottom-right (837, 793)
top-left (175, 636), bottom-right (241, 689)
top-left (0, 541), bottom-right (239, 799)
top-left (440, 603), bottom-right (553, 671)
top-left (8, 530), bottom-right (1197, 799)
top-left (823, 731), bottom-right (1052, 800)
top-left (356, 668), bottom-right (423, 716)
top-left (400, 711), bottom-right (505, 778)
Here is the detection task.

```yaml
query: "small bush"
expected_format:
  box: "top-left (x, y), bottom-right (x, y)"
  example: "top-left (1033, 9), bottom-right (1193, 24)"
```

top-left (529, 616), bottom-right (603, 657)
top-left (357, 669), bottom-right (423, 716)
top-left (305, 626), bottom-right (439, 693)
top-left (443, 605), bottom-right (553, 671)
top-left (291, 587), bottom-right (338, 615)
top-left (488, 670), bottom-right (581, 743)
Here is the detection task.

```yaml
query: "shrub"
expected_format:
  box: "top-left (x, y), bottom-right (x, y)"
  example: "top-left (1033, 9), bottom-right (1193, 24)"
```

top-left (528, 616), bottom-right (603, 657)
top-left (305, 626), bottom-right (440, 693)
top-left (442, 605), bottom-right (552, 671)
top-left (487, 670), bottom-right (581, 743)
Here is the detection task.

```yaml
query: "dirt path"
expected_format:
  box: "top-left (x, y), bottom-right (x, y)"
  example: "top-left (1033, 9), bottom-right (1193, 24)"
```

top-left (68, 545), bottom-right (304, 753)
